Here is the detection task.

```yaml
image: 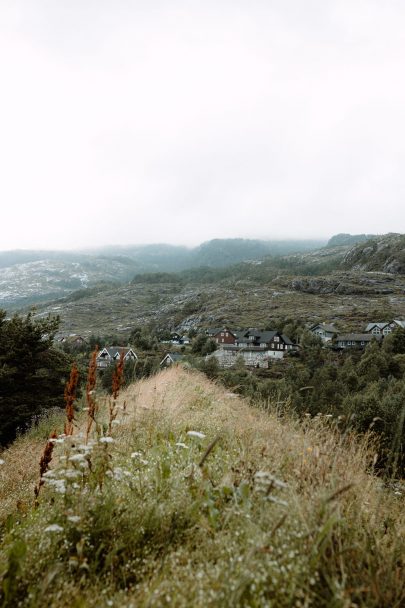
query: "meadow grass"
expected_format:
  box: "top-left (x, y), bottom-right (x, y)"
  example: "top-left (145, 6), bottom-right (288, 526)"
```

top-left (0, 366), bottom-right (404, 607)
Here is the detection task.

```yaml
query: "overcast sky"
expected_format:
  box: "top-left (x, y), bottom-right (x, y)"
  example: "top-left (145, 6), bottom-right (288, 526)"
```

top-left (1, 0), bottom-right (405, 250)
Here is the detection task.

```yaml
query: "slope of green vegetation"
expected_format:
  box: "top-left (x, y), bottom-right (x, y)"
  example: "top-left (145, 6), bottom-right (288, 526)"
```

top-left (200, 328), bottom-right (405, 473)
top-left (0, 310), bottom-right (73, 447)
top-left (0, 367), bottom-right (404, 607)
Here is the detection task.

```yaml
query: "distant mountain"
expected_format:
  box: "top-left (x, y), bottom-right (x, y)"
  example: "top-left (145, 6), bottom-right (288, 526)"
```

top-left (342, 233), bottom-right (405, 273)
top-left (0, 238), bottom-right (326, 308)
top-left (326, 233), bottom-right (377, 248)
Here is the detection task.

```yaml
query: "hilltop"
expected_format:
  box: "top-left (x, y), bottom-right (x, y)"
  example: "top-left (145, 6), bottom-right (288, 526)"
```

top-left (0, 238), bottom-right (325, 310)
top-left (343, 233), bottom-right (405, 273)
top-left (0, 366), bottom-right (404, 606)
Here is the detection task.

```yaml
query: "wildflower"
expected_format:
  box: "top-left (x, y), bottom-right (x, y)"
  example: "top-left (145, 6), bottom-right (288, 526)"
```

top-left (44, 524), bottom-right (64, 533)
top-left (187, 431), bottom-right (206, 439)
top-left (100, 437), bottom-right (114, 444)
top-left (67, 515), bottom-right (81, 523)
top-left (113, 467), bottom-right (131, 481)
top-left (65, 470), bottom-right (81, 479)
top-left (69, 453), bottom-right (87, 463)
top-left (175, 442), bottom-right (189, 449)
top-left (76, 443), bottom-right (93, 453)
top-left (0, 459), bottom-right (6, 465)
top-left (46, 479), bottom-right (66, 494)
top-left (41, 470), bottom-right (56, 478)
top-left (131, 451), bottom-right (142, 458)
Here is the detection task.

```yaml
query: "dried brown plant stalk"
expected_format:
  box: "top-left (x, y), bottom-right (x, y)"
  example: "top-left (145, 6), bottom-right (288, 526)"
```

top-left (108, 351), bottom-right (125, 434)
top-left (85, 347), bottom-right (98, 442)
top-left (64, 362), bottom-right (79, 436)
top-left (34, 431), bottom-right (57, 502)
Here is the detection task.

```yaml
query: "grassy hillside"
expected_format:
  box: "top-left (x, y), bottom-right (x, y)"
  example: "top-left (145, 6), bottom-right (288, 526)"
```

top-left (28, 266), bottom-right (405, 338)
top-left (1, 367), bottom-right (404, 607)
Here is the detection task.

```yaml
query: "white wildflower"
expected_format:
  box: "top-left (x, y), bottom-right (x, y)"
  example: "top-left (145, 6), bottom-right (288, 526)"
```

top-left (44, 524), bottom-right (64, 533)
top-left (187, 431), bottom-right (206, 439)
top-left (69, 454), bottom-right (86, 463)
top-left (0, 459), bottom-right (5, 465)
top-left (100, 437), bottom-right (114, 444)
top-left (113, 467), bottom-right (124, 480)
top-left (175, 442), bottom-right (189, 449)
top-left (67, 515), bottom-right (81, 524)
top-left (77, 444), bottom-right (93, 452)
top-left (131, 451), bottom-right (142, 458)
top-left (41, 470), bottom-right (55, 479)
top-left (45, 478), bottom-right (66, 494)
top-left (65, 470), bottom-right (81, 479)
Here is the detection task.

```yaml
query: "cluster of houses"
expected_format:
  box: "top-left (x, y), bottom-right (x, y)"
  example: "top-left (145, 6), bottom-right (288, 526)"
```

top-left (206, 328), bottom-right (297, 369)
top-left (94, 346), bottom-right (183, 370)
top-left (205, 319), bottom-right (405, 369)
top-left (56, 318), bottom-right (405, 372)
top-left (311, 320), bottom-right (405, 348)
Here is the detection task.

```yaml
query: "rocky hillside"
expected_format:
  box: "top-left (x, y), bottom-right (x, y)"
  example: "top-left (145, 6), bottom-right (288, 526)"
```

top-left (343, 233), bottom-right (405, 273)
top-left (0, 238), bottom-right (325, 309)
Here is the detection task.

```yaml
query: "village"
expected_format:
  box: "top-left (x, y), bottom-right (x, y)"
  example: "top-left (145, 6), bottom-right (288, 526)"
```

top-left (56, 318), bottom-right (405, 371)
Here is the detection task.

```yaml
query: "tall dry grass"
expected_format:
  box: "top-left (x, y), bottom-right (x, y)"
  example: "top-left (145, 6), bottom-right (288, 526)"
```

top-left (0, 366), bottom-right (404, 607)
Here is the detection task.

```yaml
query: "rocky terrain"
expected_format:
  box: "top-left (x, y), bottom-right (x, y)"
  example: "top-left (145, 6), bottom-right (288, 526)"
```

top-left (4, 233), bottom-right (405, 337)
top-left (25, 268), bottom-right (405, 339)
top-left (343, 233), bottom-right (405, 273)
top-left (0, 238), bottom-right (325, 309)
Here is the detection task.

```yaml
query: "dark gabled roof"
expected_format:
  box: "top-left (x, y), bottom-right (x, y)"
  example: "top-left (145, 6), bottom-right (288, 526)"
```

top-left (206, 327), bottom-right (223, 336)
top-left (97, 346), bottom-right (137, 359)
top-left (336, 334), bottom-right (382, 342)
top-left (160, 352), bottom-right (184, 365)
top-left (281, 334), bottom-right (294, 345)
top-left (208, 328), bottom-right (238, 338)
top-left (365, 322), bottom-right (388, 331)
top-left (310, 323), bottom-right (337, 333)
top-left (257, 331), bottom-right (277, 343)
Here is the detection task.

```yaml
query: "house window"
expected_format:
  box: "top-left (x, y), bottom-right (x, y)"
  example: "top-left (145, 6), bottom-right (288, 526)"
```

top-left (221, 332), bottom-right (224, 337)
top-left (372, 328), bottom-right (381, 334)
top-left (274, 336), bottom-right (279, 342)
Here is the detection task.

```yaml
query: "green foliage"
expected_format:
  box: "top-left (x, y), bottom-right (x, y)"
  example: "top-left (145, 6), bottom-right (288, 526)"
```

top-left (100, 358), bottom-right (159, 394)
top-left (0, 310), bottom-right (72, 446)
top-left (129, 326), bottom-right (159, 351)
top-left (191, 334), bottom-right (217, 356)
top-left (202, 334), bottom-right (405, 472)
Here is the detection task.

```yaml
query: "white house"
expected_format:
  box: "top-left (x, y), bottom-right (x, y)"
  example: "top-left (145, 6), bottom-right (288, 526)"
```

top-left (96, 347), bottom-right (138, 369)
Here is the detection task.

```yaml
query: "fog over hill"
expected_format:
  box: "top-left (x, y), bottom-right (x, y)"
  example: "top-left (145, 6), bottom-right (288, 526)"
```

top-left (0, 238), bottom-right (326, 309)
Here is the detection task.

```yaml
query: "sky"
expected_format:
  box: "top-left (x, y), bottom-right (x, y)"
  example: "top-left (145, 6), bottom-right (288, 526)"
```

top-left (1, 0), bottom-right (405, 250)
